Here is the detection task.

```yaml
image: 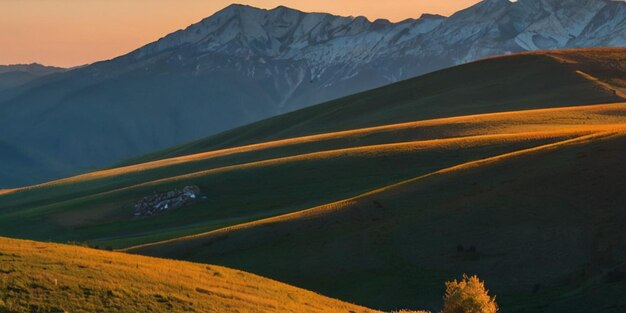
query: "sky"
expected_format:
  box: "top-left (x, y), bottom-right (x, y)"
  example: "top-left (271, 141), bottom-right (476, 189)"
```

top-left (0, 0), bottom-right (481, 67)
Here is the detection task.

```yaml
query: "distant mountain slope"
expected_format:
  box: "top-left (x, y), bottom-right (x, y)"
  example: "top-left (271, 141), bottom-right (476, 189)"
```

top-left (0, 237), bottom-right (375, 313)
top-left (0, 140), bottom-right (75, 188)
top-left (0, 64), bottom-right (64, 75)
top-left (0, 63), bottom-right (65, 92)
top-left (130, 48), bottom-right (626, 163)
top-left (2, 0), bottom-right (626, 187)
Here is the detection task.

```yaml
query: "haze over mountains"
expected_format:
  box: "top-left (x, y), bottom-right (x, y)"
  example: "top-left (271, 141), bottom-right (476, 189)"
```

top-left (0, 63), bottom-right (65, 92)
top-left (2, 0), bottom-right (626, 187)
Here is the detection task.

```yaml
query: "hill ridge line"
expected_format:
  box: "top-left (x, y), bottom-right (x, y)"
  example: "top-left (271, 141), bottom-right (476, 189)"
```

top-left (575, 70), bottom-right (626, 99)
top-left (11, 129), bottom-right (603, 216)
top-left (124, 130), bottom-right (622, 253)
top-left (4, 102), bottom-right (624, 196)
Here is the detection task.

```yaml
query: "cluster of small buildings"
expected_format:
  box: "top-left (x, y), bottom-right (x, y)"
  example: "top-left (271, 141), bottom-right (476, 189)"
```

top-left (133, 185), bottom-right (201, 217)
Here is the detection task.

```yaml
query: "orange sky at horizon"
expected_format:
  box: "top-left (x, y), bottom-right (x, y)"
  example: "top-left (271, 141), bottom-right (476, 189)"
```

top-left (0, 0), bottom-right (480, 67)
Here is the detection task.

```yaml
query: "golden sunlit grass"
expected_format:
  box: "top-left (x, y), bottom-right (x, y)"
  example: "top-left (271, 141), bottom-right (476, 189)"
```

top-left (125, 130), bottom-right (614, 253)
top-left (5, 103), bottom-right (626, 250)
top-left (0, 237), bottom-right (375, 313)
top-left (103, 129), bottom-right (602, 189)
top-left (6, 102), bottom-right (626, 196)
top-left (125, 129), bottom-right (626, 311)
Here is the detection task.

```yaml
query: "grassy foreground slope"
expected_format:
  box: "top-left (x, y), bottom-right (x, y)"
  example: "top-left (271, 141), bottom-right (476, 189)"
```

top-left (3, 103), bottom-right (625, 247)
top-left (129, 48), bottom-right (626, 162)
top-left (0, 237), bottom-right (375, 313)
top-left (128, 129), bottom-right (626, 313)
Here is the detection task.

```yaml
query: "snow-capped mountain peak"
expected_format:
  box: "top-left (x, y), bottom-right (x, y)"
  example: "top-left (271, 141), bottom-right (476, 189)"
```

top-left (122, 0), bottom-right (626, 111)
top-left (137, 5), bottom-right (373, 59)
top-left (115, 0), bottom-right (626, 92)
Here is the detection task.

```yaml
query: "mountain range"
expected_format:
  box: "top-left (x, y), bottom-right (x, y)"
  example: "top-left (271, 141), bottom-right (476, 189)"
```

top-left (2, 0), bottom-right (626, 187)
top-left (0, 63), bottom-right (65, 92)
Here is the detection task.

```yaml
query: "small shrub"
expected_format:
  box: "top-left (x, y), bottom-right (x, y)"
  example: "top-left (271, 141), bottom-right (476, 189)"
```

top-left (441, 275), bottom-right (498, 313)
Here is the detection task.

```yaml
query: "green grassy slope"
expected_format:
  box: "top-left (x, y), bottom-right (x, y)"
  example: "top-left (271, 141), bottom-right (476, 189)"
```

top-left (1, 48), bottom-right (626, 312)
top-left (0, 131), bottom-right (568, 248)
top-left (127, 48), bottom-right (625, 163)
top-left (128, 131), bottom-right (626, 313)
top-left (4, 106), bottom-right (625, 248)
top-left (1, 49), bottom-right (625, 250)
top-left (0, 237), bottom-right (376, 313)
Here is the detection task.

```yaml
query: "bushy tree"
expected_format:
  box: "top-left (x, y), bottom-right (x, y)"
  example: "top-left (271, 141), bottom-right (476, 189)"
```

top-left (441, 275), bottom-right (498, 313)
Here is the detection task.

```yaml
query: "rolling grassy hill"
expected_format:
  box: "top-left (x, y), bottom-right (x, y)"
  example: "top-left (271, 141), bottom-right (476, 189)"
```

top-left (3, 104), bottom-right (626, 311)
top-left (128, 127), bottom-right (626, 312)
top-left (0, 237), bottom-right (375, 313)
top-left (1, 49), bottom-right (624, 247)
top-left (126, 48), bottom-right (626, 163)
top-left (3, 104), bottom-right (625, 248)
top-left (1, 48), bottom-right (626, 312)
